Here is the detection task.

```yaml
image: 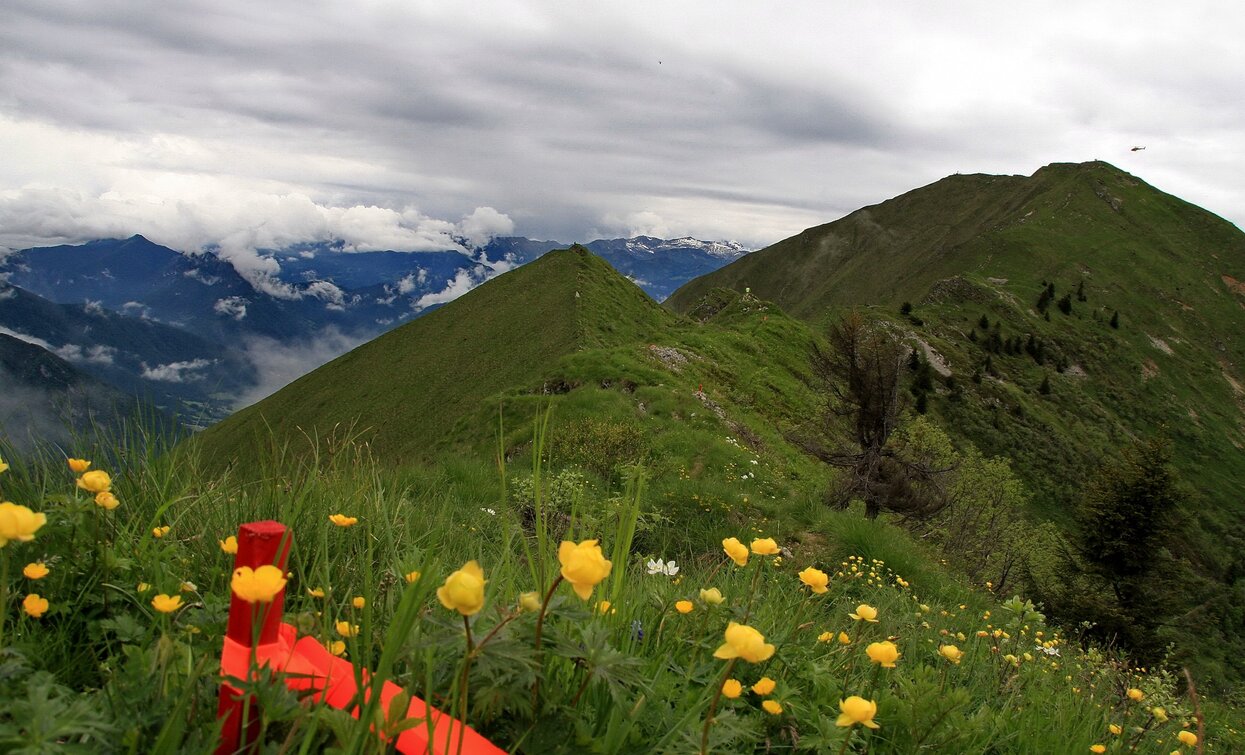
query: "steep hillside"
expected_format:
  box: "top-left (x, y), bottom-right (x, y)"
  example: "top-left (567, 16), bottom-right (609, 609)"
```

top-left (0, 332), bottom-right (146, 448)
top-left (193, 246), bottom-right (674, 468)
top-left (670, 161), bottom-right (1245, 684)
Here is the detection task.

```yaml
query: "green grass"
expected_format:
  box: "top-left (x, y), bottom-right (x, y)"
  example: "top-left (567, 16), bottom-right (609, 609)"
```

top-left (1, 424), bottom-right (1242, 753)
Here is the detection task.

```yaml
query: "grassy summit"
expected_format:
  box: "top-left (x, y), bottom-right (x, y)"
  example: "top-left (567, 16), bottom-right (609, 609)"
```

top-left (195, 246), bottom-right (671, 469)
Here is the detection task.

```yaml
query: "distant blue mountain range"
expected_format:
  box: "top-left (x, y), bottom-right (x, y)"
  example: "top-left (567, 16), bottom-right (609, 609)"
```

top-left (0, 234), bottom-right (747, 431)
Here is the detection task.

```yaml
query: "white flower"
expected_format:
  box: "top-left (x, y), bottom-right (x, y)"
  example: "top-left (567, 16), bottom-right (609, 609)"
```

top-left (646, 559), bottom-right (679, 576)
top-left (480, 507), bottom-right (497, 516)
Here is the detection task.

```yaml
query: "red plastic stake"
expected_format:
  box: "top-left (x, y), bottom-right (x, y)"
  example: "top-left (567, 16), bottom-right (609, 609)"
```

top-left (214, 521), bottom-right (292, 755)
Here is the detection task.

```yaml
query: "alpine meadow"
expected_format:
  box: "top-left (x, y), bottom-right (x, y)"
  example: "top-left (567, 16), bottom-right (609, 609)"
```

top-left (2, 157), bottom-right (1243, 753)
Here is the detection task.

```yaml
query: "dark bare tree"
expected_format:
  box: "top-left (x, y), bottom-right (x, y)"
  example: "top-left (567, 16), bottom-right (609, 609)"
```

top-left (795, 311), bottom-right (955, 519)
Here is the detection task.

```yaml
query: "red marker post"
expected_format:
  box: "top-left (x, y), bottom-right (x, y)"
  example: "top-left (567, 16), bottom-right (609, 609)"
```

top-left (213, 521), bottom-right (504, 755)
top-left (215, 520), bottom-right (292, 755)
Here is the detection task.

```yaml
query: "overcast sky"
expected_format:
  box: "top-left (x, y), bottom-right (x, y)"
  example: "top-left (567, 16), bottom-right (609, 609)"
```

top-left (3, 0), bottom-right (1243, 262)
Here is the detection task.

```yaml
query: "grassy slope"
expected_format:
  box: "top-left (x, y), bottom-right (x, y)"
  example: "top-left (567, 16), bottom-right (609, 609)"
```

top-left (194, 246), bottom-right (670, 470)
top-left (668, 161), bottom-right (1245, 684)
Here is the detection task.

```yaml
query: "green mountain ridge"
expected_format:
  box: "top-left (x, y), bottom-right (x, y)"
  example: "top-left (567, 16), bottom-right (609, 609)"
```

top-left (196, 246), bottom-right (672, 468)
top-left (194, 161), bottom-right (1245, 689)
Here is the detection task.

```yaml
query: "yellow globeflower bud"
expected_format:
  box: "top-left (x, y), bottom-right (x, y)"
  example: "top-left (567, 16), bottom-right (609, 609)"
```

top-left (335, 620), bottom-right (360, 638)
top-left (674, 600), bottom-right (694, 614)
top-left (699, 587), bottom-right (724, 606)
top-left (722, 537), bottom-right (749, 567)
top-left (713, 622), bottom-right (775, 663)
top-left (849, 604), bottom-right (879, 622)
top-left (866, 641), bottom-right (901, 668)
top-left (95, 491), bottom-right (120, 510)
top-left (762, 700), bottom-right (783, 715)
top-left (352, 596), bottom-right (366, 609)
top-left (558, 540), bottom-right (612, 601)
top-left (67, 458), bottom-right (91, 473)
top-left (0, 502), bottom-right (47, 546)
top-left (751, 677), bottom-right (776, 695)
top-left (328, 514), bottom-right (358, 527)
top-left (836, 696), bottom-right (879, 729)
top-left (404, 570), bottom-right (421, 584)
top-left (839, 631), bottom-right (852, 645)
top-left (152, 525), bottom-right (170, 538)
top-left (1177, 731), bottom-right (1197, 747)
top-left (1127, 688), bottom-right (1144, 702)
top-left (437, 560), bottom-right (486, 615)
top-left (798, 566), bottom-right (829, 594)
top-left (721, 679), bottom-right (742, 699)
top-left (750, 537), bottom-right (780, 555)
top-left (939, 645), bottom-right (964, 664)
top-left (219, 536), bottom-right (238, 554)
top-left (76, 470), bottom-right (111, 494)
top-left (23, 562), bottom-right (50, 580)
top-left (519, 591), bottom-right (541, 613)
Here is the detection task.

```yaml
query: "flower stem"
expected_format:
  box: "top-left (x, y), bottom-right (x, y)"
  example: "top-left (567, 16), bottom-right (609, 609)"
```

top-left (0, 549), bottom-right (9, 648)
top-left (530, 573), bottom-right (564, 715)
top-left (699, 658), bottom-right (737, 754)
top-left (457, 615), bottom-right (474, 755)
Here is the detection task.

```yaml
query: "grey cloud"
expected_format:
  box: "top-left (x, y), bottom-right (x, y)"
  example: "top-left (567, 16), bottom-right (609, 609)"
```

top-left (1, 0), bottom-right (1243, 254)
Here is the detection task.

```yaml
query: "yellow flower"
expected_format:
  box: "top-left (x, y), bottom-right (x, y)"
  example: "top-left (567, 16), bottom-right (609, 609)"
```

top-left (558, 540), bottom-right (612, 601)
top-left (762, 700), bottom-right (783, 715)
top-left (307, 587), bottom-right (326, 598)
top-left (713, 622), bottom-right (775, 663)
top-left (137, 582), bottom-right (151, 592)
top-left (404, 570), bottom-right (421, 584)
top-left (352, 596), bottom-right (366, 609)
top-left (219, 536), bottom-right (238, 554)
top-left (94, 491), bottom-right (119, 510)
top-left (817, 631), bottom-right (834, 642)
top-left (519, 591), bottom-right (541, 612)
top-left (152, 594), bottom-right (183, 613)
top-left (866, 641), bottom-right (900, 668)
top-left (1090, 746), bottom-right (1106, 754)
top-left (699, 587), bottom-right (724, 606)
top-left (839, 631), bottom-right (851, 645)
top-left (180, 581), bottom-right (196, 592)
top-left (750, 537), bottom-right (780, 555)
top-left (675, 600), bottom-right (694, 614)
top-left (23, 562), bottom-right (50, 580)
top-left (1127, 688), bottom-right (1144, 702)
top-left (596, 600), bottom-right (615, 615)
top-left (1177, 731), bottom-right (1197, 747)
top-left (152, 525), bottom-right (170, 538)
top-left (329, 640), bottom-right (346, 656)
top-left (1151, 706), bottom-right (1168, 722)
top-left (67, 458), bottom-right (91, 473)
top-left (836, 696), bottom-right (880, 729)
top-left (437, 560), bottom-right (486, 615)
top-left (751, 677), bottom-right (776, 695)
top-left (335, 620), bottom-right (360, 637)
top-left (1109, 724), bottom-right (1122, 735)
top-left (721, 679), bottom-right (742, 699)
top-left (939, 645), bottom-right (964, 664)
top-left (798, 566), bottom-right (829, 594)
top-left (0, 456), bottom-right (7, 474)
top-left (0, 502), bottom-right (47, 547)
top-left (328, 514), bottom-right (358, 527)
top-left (76, 470), bottom-right (111, 494)
top-left (23, 593), bottom-right (49, 618)
top-left (849, 604), bottom-right (879, 622)
top-left (231, 565), bottom-right (288, 603)
top-left (722, 537), bottom-right (749, 567)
